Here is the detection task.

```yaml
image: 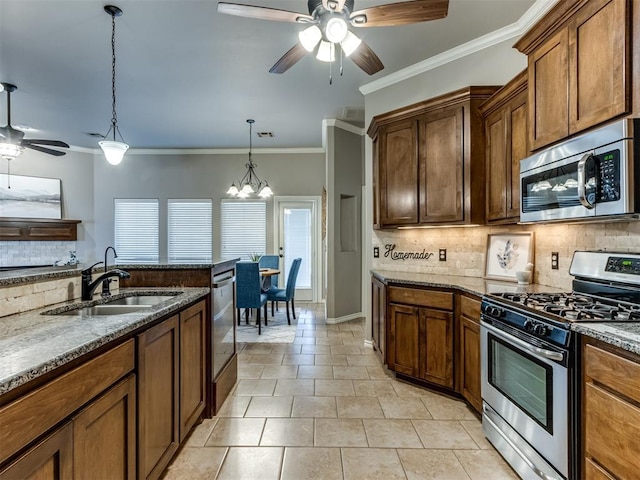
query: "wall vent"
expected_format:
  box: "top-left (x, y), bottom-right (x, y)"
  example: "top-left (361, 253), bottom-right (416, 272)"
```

top-left (257, 131), bottom-right (274, 138)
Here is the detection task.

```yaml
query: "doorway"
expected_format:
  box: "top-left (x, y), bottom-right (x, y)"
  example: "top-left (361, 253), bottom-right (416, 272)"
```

top-left (273, 196), bottom-right (321, 302)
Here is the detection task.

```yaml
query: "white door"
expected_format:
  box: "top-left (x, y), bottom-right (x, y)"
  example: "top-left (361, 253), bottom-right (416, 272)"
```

top-left (274, 197), bottom-right (320, 302)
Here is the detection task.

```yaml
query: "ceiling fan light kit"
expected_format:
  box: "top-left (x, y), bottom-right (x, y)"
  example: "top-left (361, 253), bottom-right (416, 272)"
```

top-left (217, 0), bottom-right (449, 76)
top-left (99, 5), bottom-right (129, 166)
top-left (227, 119), bottom-right (274, 199)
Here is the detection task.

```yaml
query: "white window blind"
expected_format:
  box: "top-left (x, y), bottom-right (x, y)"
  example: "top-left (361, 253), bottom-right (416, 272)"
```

top-left (168, 199), bottom-right (212, 264)
top-left (114, 199), bottom-right (159, 263)
top-left (221, 200), bottom-right (266, 261)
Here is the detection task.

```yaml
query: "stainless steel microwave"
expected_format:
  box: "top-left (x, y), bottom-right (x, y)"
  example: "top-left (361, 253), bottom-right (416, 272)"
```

top-left (520, 118), bottom-right (639, 223)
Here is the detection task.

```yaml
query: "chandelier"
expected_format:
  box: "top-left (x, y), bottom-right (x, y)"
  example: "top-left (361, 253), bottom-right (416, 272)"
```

top-left (226, 119), bottom-right (273, 198)
top-left (98, 5), bottom-right (129, 166)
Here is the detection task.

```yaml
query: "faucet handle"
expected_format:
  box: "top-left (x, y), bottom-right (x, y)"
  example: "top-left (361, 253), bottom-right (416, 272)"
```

top-left (82, 261), bottom-right (104, 275)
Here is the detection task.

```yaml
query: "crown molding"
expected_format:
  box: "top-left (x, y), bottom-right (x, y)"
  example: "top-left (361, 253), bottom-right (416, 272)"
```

top-left (74, 146), bottom-right (325, 155)
top-left (359, 0), bottom-right (559, 96)
top-left (324, 119), bottom-right (365, 136)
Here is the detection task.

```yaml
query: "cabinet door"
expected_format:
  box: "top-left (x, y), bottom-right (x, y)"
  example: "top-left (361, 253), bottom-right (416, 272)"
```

top-left (388, 303), bottom-right (420, 377)
top-left (485, 109), bottom-right (508, 222)
top-left (179, 301), bottom-right (206, 442)
top-left (508, 90), bottom-right (528, 219)
top-left (569, 0), bottom-right (628, 134)
top-left (372, 136), bottom-right (380, 229)
top-left (419, 107), bottom-right (464, 223)
top-left (371, 276), bottom-right (386, 362)
top-left (419, 308), bottom-right (454, 388)
top-left (138, 316), bottom-right (179, 480)
top-left (73, 375), bottom-right (136, 480)
top-left (459, 315), bottom-right (481, 413)
top-left (0, 424), bottom-right (72, 480)
top-left (379, 120), bottom-right (419, 226)
top-left (528, 28), bottom-right (569, 150)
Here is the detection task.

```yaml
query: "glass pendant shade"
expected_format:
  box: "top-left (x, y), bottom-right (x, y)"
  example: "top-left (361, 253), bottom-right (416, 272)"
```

top-left (99, 140), bottom-right (129, 165)
top-left (237, 190), bottom-right (250, 199)
top-left (226, 183), bottom-right (239, 195)
top-left (325, 17), bottom-right (348, 43)
top-left (0, 143), bottom-right (24, 160)
top-left (258, 184), bottom-right (273, 198)
top-left (340, 31), bottom-right (362, 57)
top-left (241, 183), bottom-right (254, 194)
top-left (316, 41), bottom-right (335, 62)
top-left (299, 25), bottom-right (322, 52)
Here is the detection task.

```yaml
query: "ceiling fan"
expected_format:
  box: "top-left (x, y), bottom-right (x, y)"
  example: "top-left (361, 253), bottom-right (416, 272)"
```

top-left (217, 0), bottom-right (449, 76)
top-left (0, 82), bottom-right (70, 160)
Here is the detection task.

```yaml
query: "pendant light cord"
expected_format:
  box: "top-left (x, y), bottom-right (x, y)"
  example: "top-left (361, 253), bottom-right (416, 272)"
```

top-left (110, 12), bottom-right (118, 141)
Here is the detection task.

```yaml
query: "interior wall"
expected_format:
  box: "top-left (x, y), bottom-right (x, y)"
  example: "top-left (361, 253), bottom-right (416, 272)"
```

top-left (325, 124), bottom-right (363, 322)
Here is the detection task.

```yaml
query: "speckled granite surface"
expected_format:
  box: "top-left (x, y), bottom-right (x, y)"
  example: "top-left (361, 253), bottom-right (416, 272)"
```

top-left (371, 269), bottom-right (640, 355)
top-left (0, 287), bottom-right (209, 395)
top-left (0, 265), bottom-right (84, 286)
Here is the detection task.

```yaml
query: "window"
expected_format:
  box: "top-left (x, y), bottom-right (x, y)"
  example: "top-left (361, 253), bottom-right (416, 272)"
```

top-left (221, 200), bottom-right (266, 261)
top-left (114, 199), bottom-right (159, 263)
top-left (168, 199), bottom-right (212, 263)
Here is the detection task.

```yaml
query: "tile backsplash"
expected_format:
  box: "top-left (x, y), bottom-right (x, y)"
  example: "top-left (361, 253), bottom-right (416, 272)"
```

top-left (372, 221), bottom-right (640, 291)
top-left (0, 241), bottom-right (77, 267)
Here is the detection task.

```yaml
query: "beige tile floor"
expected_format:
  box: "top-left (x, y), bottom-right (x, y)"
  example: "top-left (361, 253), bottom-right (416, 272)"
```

top-left (162, 303), bottom-right (519, 480)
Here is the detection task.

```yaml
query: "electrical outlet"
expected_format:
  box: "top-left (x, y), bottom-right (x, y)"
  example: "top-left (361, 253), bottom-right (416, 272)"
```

top-left (439, 249), bottom-right (447, 261)
top-left (373, 247), bottom-right (379, 258)
top-left (551, 252), bottom-right (559, 270)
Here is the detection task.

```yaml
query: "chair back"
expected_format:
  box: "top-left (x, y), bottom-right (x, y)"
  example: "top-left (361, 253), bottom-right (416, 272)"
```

top-left (259, 255), bottom-right (279, 288)
top-left (235, 261), bottom-right (262, 308)
top-left (285, 258), bottom-right (302, 301)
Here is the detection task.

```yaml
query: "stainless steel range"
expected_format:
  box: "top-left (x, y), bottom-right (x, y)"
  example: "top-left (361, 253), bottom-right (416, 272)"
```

top-left (480, 251), bottom-right (640, 480)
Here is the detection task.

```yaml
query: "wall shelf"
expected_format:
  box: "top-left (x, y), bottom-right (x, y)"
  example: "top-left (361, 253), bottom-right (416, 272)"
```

top-left (0, 218), bottom-right (81, 241)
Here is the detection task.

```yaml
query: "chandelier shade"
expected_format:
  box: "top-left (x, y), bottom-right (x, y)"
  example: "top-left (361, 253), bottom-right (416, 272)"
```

top-left (227, 119), bottom-right (273, 199)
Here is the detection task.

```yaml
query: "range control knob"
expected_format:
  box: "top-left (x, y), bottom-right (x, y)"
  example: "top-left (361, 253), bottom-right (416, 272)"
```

top-left (523, 320), bottom-right (534, 332)
top-left (533, 324), bottom-right (549, 336)
top-left (487, 306), bottom-right (505, 318)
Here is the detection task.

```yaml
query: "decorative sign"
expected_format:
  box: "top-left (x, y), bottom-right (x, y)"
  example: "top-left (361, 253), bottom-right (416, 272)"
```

top-left (383, 244), bottom-right (434, 261)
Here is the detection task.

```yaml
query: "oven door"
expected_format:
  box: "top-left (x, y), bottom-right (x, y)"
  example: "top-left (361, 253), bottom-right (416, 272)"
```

top-left (481, 319), bottom-right (568, 479)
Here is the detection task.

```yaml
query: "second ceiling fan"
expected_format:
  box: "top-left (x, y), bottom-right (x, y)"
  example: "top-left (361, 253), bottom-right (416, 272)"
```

top-left (217, 0), bottom-right (449, 75)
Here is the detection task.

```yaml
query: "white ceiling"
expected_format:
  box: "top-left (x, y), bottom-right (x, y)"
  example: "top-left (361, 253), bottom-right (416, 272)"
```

top-left (0, 0), bottom-right (536, 151)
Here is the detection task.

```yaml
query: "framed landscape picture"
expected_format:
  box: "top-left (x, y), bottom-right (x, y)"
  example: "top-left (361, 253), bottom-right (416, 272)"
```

top-left (0, 174), bottom-right (62, 219)
top-left (485, 232), bottom-right (534, 282)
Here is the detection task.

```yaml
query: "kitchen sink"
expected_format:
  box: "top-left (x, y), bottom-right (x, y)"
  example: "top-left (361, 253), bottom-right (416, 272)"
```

top-left (103, 294), bottom-right (177, 306)
top-left (60, 304), bottom-right (152, 316)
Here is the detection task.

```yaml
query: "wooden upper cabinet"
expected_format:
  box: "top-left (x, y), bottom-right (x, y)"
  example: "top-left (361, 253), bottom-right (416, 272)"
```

top-left (419, 107), bottom-right (464, 223)
top-left (368, 86), bottom-right (498, 228)
top-left (480, 70), bottom-right (528, 224)
top-left (515, 0), bottom-right (632, 151)
top-left (378, 119), bottom-right (419, 226)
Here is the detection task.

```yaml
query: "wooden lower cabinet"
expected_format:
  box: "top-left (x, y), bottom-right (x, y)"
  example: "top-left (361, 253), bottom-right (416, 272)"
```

top-left (458, 294), bottom-right (482, 413)
top-left (582, 337), bottom-right (640, 479)
top-left (419, 308), bottom-right (454, 388)
top-left (138, 315), bottom-right (180, 480)
top-left (0, 424), bottom-right (73, 480)
top-left (73, 375), bottom-right (136, 480)
top-left (370, 276), bottom-right (386, 363)
top-left (388, 303), bottom-right (420, 377)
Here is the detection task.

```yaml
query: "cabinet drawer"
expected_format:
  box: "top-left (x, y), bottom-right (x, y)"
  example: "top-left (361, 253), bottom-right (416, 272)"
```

top-left (0, 339), bottom-right (135, 464)
top-left (388, 287), bottom-right (453, 310)
top-left (584, 459), bottom-right (615, 480)
top-left (460, 295), bottom-right (481, 321)
top-left (584, 382), bottom-right (640, 478)
top-left (584, 344), bottom-right (640, 404)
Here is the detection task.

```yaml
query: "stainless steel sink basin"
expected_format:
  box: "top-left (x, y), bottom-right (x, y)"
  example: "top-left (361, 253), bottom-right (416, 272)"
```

top-left (104, 295), bottom-right (177, 306)
top-left (63, 304), bottom-right (151, 316)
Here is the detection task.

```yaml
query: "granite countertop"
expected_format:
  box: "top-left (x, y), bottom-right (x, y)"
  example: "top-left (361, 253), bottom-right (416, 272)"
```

top-left (371, 269), bottom-right (640, 356)
top-left (0, 287), bottom-right (210, 396)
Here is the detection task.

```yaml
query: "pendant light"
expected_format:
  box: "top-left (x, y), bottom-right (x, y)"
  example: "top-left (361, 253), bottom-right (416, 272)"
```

top-left (226, 119), bottom-right (273, 198)
top-left (99, 5), bottom-right (129, 166)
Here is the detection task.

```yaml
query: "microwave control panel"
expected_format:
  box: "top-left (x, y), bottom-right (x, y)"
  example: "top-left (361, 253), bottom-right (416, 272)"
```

top-left (596, 149), bottom-right (621, 203)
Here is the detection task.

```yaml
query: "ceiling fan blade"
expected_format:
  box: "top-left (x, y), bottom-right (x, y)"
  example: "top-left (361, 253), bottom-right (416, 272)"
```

top-left (23, 143), bottom-right (67, 156)
top-left (322, 0), bottom-right (347, 12)
top-left (0, 126), bottom-right (7, 139)
top-left (269, 43), bottom-right (309, 74)
top-left (350, 0), bottom-right (448, 27)
top-left (217, 2), bottom-right (313, 23)
top-left (349, 40), bottom-right (384, 75)
top-left (22, 139), bottom-right (70, 148)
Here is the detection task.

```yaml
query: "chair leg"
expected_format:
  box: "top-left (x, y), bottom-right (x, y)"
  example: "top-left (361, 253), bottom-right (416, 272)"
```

top-left (245, 308), bottom-right (249, 324)
top-left (264, 304), bottom-right (268, 325)
top-left (257, 307), bottom-right (262, 335)
top-left (271, 301), bottom-right (274, 316)
top-left (285, 301), bottom-right (291, 325)
top-left (237, 308), bottom-right (240, 326)
top-left (292, 298), bottom-right (296, 320)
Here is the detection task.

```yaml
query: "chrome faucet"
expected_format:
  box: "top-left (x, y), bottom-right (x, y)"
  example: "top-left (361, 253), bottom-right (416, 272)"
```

top-left (81, 255), bottom-right (130, 301)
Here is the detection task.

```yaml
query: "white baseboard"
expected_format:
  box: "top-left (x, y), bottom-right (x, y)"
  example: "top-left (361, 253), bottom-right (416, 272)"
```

top-left (325, 311), bottom-right (364, 325)
top-left (363, 339), bottom-right (374, 349)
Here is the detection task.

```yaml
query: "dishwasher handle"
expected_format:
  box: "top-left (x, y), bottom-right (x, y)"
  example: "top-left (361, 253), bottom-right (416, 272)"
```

top-left (212, 275), bottom-right (235, 288)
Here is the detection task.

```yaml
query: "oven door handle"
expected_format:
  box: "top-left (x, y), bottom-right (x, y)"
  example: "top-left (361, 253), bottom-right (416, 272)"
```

top-left (482, 320), bottom-right (564, 362)
top-left (483, 404), bottom-right (562, 480)
top-left (577, 152), bottom-right (595, 209)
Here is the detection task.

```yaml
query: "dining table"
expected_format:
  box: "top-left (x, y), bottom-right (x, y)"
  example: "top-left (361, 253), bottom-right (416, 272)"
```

top-left (259, 268), bottom-right (280, 292)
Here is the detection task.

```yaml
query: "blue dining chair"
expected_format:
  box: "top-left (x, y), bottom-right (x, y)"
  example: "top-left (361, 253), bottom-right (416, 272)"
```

top-left (259, 255), bottom-right (280, 289)
top-left (266, 258), bottom-right (301, 325)
top-left (235, 261), bottom-right (268, 335)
